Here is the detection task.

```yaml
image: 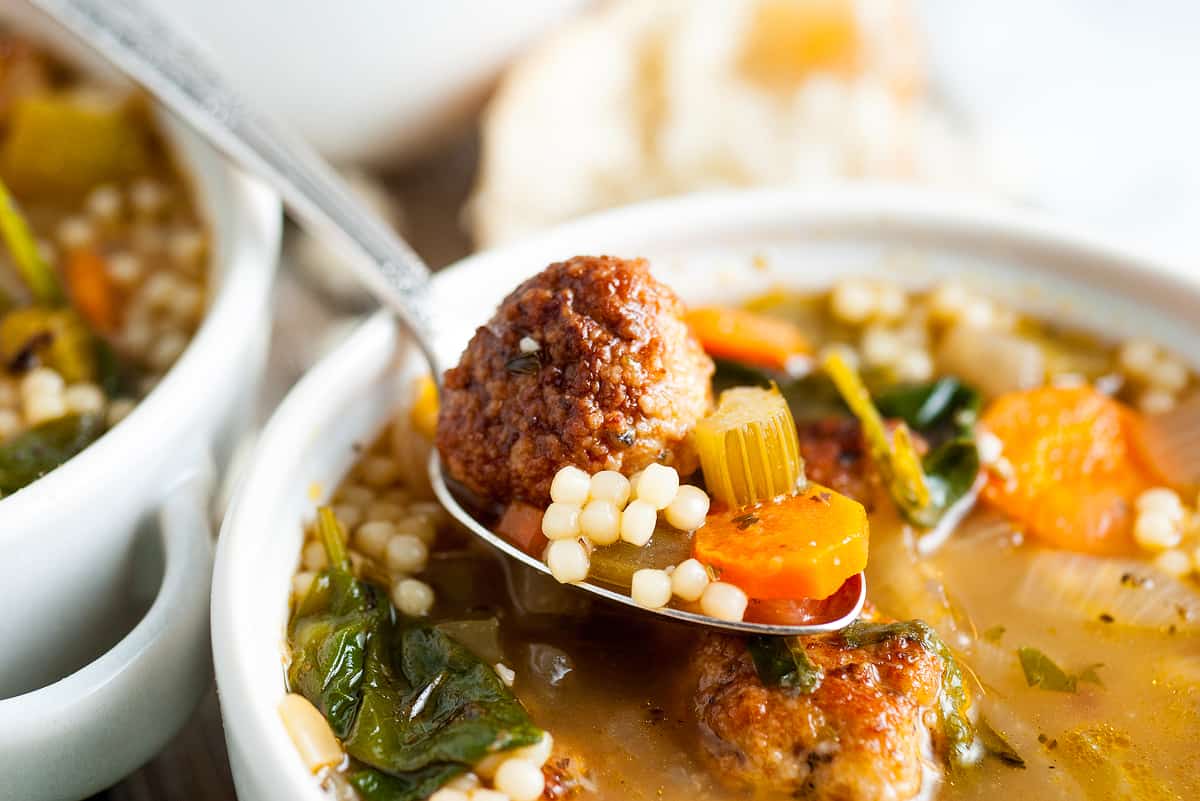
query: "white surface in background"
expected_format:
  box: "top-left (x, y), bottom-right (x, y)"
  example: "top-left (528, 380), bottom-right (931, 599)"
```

top-left (920, 0), bottom-right (1200, 266)
top-left (142, 0), bottom-right (586, 166)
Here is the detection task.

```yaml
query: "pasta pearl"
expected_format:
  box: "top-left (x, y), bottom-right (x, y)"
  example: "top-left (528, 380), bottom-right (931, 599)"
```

top-left (63, 384), bottom-right (106, 415)
top-left (1139, 390), bottom-right (1176, 415)
top-left (700, 582), bottom-right (748, 622)
top-left (1148, 358), bottom-right (1189, 393)
top-left (830, 279), bottom-right (876, 324)
top-left (359, 455), bottom-right (401, 487)
top-left (860, 326), bottom-right (902, 367)
top-left (428, 789), bottom-right (469, 801)
top-left (392, 578), bottom-right (435, 617)
top-left (1154, 549), bottom-right (1192, 578)
top-left (510, 732), bottom-right (554, 767)
top-left (620, 499), bottom-right (658, 546)
top-left (636, 463), bottom-right (679, 510)
top-left (895, 349), bottom-right (934, 382)
top-left (630, 569), bottom-right (672, 609)
top-left (467, 790), bottom-right (508, 801)
top-left (385, 533), bottom-right (429, 574)
top-left (1136, 488), bottom-right (1184, 522)
top-left (875, 283), bottom-right (908, 320)
top-left (354, 520), bottom-right (396, 559)
top-left (291, 571), bottom-right (316, 598)
top-left (589, 470), bottom-right (631, 507)
top-left (665, 485), bottom-right (710, 531)
top-left (1133, 512), bottom-right (1181, 552)
top-left (546, 540), bottom-right (589, 583)
top-left (580, 499), bottom-right (620, 545)
top-left (550, 466), bottom-right (590, 505)
top-left (394, 514), bottom-right (437, 546)
top-left (1118, 340), bottom-right (1159, 379)
top-left (494, 758), bottom-right (546, 801)
top-left (541, 502), bottom-right (582, 541)
top-left (670, 559), bottom-right (710, 602)
top-left (301, 540), bottom-right (327, 571)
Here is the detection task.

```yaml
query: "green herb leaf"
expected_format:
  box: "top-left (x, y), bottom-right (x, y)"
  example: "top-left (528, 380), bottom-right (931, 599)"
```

top-left (977, 716), bottom-right (1026, 768)
top-left (1078, 663), bottom-right (1105, 687)
top-left (842, 620), bottom-right (976, 768)
top-left (0, 412), bottom-right (105, 495)
top-left (1017, 647), bottom-right (1104, 693)
top-left (747, 636), bottom-right (824, 694)
top-left (982, 625), bottom-right (1006, 643)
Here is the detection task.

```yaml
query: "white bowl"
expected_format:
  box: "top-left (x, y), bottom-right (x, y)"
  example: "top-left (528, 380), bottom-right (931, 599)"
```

top-left (0, 9), bottom-right (282, 799)
top-left (143, 0), bottom-right (588, 166)
top-left (211, 188), bottom-right (1198, 801)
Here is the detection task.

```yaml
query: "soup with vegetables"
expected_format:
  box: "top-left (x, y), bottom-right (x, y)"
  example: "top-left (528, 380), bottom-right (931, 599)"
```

top-left (281, 256), bottom-right (1199, 801)
top-left (0, 32), bottom-right (208, 495)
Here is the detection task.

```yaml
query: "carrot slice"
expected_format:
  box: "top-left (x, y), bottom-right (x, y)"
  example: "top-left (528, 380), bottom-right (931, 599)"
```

top-left (64, 246), bottom-right (118, 333)
top-left (685, 306), bottom-right (810, 373)
top-left (693, 483), bottom-right (868, 600)
top-left (979, 386), bottom-right (1157, 555)
top-left (496, 501), bottom-right (547, 557)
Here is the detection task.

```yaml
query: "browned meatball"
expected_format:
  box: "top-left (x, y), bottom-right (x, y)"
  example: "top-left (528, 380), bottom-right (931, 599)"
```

top-left (437, 255), bottom-right (713, 505)
top-left (690, 613), bottom-right (948, 801)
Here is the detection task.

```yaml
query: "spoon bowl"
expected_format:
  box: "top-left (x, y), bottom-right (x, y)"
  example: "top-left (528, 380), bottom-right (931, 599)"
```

top-left (430, 452), bottom-right (868, 635)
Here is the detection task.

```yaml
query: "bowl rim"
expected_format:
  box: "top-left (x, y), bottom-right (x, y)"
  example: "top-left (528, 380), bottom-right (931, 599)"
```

top-left (212, 185), bottom-right (1199, 800)
top-left (0, 113), bottom-right (282, 534)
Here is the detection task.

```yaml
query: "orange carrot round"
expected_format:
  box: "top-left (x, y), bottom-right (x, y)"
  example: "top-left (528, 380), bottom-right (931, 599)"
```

top-left (692, 483), bottom-right (868, 600)
top-left (980, 386), bottom-right (1157, 555)
top-left (685, 306), bottom-right (810, 372)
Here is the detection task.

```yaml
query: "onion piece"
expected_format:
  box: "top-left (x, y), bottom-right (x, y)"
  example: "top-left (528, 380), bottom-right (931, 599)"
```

top-left (936, 324), bottom-right (1044, 399)
top-left (1013, 550), bottom-right (1200, 632)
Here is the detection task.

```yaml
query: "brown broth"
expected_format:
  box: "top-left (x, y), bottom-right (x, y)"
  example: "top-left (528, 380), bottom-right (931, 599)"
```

top-left (297, 286), bottom-right (1200, 800)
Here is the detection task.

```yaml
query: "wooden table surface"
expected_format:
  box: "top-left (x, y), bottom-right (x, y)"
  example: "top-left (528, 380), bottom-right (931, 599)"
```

top-left (90, 138), bottom-right (478, 801)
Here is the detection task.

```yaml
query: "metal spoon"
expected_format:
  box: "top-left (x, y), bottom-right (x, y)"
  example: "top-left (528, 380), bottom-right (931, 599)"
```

top-left (31, 0), bottom-right (867, 635)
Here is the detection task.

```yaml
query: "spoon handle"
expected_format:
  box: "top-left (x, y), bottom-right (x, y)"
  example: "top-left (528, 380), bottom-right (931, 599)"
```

top-left (28, 0), bottom-right (438, 356)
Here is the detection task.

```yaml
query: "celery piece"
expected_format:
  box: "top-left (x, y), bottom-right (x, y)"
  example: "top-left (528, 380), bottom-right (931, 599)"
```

top-left (0, 175), bottom-right (62, 304)
top-left (1, 91), bottom-right (149, 200)
top-left (822, 351), bottom-right (932, 519)
top-left (694, 385), bottom-right (806, 509)
top-left (0, 306), bottom-right (97, 382)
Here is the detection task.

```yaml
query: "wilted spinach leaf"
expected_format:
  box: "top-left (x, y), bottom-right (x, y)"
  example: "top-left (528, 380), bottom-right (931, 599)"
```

top-left (349, 764), bottom-right (465, 801)
top-left (288, 508), bottom-right (389, 738)
top-left (0, 412), bottom-right (105, 495)
top-left (747, 636), bottom-right (824, 694)
top-left (347, 623), bottom-right (542, 774)
top-left (876, 377), bottom-right (980, 444)
top-left (288, 508), bottom-right (543, 800)
top-left (876, 378), bottom-right (983, 528)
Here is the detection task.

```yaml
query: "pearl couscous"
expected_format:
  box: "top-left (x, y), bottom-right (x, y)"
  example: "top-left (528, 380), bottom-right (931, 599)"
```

top-left (0, 32), bottom-right (208, 496)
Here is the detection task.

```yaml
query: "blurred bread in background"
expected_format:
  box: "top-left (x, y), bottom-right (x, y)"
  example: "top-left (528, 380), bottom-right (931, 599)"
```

top-left (469, 0), bottom-right (1001, 247)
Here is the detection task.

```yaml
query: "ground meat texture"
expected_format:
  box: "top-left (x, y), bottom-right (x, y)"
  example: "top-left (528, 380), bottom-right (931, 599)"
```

top-left (437, 255), bottom-right (713, 506)
top-left (797, 418), bottom-right (926, 511)
top-left (690, 619), bottom-right (946, 801)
